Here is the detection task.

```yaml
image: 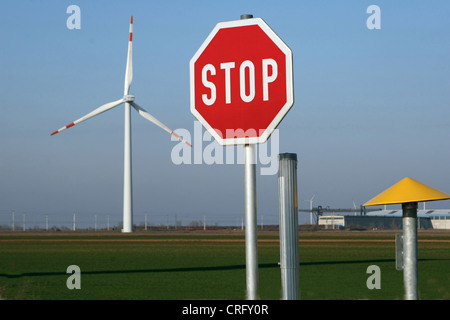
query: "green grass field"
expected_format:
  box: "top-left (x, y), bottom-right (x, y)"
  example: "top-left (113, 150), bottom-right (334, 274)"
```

top-left (1, 230), bottom-right (449, 300)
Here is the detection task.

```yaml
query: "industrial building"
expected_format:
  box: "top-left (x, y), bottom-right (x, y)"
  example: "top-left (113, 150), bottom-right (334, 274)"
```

top-left (318, 209), bottom-right (450, 230)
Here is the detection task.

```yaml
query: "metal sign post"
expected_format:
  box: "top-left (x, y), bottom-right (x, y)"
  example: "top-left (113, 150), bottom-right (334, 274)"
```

top-left (244, 143), bottom-right (258, 300)
top-left (241, 13), bottom-right (258, 302)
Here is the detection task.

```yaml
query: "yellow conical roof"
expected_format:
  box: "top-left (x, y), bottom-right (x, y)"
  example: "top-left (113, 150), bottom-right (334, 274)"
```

top-left (364, 177), bottom-right (450, 206)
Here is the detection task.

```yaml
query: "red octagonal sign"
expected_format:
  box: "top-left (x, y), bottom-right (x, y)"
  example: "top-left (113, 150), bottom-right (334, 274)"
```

top-left (190, 18), bottom-right (294, 145)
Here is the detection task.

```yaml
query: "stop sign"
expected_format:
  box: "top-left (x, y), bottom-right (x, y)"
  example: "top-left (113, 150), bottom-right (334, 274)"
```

top-left (190, 18), bottom-right (294, 145)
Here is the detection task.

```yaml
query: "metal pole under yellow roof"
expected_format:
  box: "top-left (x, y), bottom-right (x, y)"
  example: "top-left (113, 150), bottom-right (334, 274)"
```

top-left (364, 177), bottom-right (450, 207)
top-left (364, 177), bottom-right (450, 300)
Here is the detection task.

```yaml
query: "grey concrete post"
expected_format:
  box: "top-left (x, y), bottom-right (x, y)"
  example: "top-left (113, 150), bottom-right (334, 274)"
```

top-left (278, 153), bottom-right (299, 300)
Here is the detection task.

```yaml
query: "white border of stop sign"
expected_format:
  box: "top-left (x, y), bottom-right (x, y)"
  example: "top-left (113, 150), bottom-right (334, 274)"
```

top-left (190, 17), bottom-right (294, 146)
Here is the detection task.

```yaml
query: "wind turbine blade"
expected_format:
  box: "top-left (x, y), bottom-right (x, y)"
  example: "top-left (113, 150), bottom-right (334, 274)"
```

top-left (130, 102), bottom-right (192, 147)
top-left (130, 102), bottom-right (171, 134)
top-left (51, 98), bottom-right (125, 135)
top-left (124, 16), bottom-right (133, 95)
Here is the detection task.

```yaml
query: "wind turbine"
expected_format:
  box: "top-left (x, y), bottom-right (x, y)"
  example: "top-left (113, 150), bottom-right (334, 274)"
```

top-left (51, 16), bottom-right (191, 233)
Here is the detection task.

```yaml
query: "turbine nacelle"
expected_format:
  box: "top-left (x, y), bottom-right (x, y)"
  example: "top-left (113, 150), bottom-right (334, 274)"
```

top-left (123, 94), bottom-right (135, 102)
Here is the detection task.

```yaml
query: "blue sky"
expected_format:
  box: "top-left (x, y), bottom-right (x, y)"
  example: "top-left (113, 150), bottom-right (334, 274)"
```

top-left (1, 1), bottom-right (449, 228)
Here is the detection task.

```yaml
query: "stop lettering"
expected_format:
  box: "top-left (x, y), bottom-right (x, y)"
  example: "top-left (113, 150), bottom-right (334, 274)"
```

top-left (201, 58), bottom-right (278, 105)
